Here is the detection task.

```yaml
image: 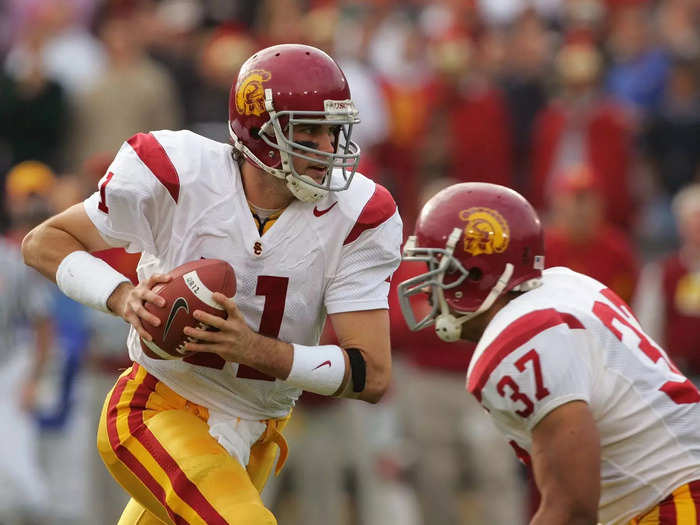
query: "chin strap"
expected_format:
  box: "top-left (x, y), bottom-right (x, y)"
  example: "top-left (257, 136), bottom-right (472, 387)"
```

top-left (229, 129), bottom-right (327, 202)
top-left (285, 173), bottom-right (328, 202)
top-left (434, 262), bottom-right (515, 342)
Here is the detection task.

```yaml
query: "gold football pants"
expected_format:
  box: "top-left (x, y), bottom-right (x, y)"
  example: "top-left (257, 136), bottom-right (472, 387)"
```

top-left (97, 364), bottom-right (289, 525)
top-left (629, 480), bottom-right (700, 524)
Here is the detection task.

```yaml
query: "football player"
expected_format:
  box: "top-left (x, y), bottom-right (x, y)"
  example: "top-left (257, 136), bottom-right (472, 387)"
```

top-left (397, 182), bottom-right (700, 524)
top-left (22, 44), bottom-right (402, 525)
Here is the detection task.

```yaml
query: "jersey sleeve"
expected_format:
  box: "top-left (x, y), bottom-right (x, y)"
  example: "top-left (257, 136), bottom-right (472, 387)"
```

top-left (468, 309), bottom-right (592, 432)
top-left (84, 132), bottom-right (179, 254)
top-left (325, 187), bottom-right (403, 314)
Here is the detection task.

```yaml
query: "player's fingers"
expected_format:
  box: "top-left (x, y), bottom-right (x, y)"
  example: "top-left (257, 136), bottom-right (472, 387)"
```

top-left (192, 310), bottom-right (226, 329)
top-left (183, 325), bottom-right (222, 342)
top-left (147, 273), bottom-right (172, 286)
top-left (183, 340), bottom-right (218, 354)
top-left (125, 312), bottom-right (152, 341)
top-left (212, 292), bottom-right (242, 318)
top-left (133, 302), bottom-right (161, 328)
top-left (141, 288), bottom-right (166, 307)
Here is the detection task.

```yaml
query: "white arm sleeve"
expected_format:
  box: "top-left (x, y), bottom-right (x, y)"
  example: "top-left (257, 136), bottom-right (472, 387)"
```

top-left (325, 210), bottom-right (403, 314)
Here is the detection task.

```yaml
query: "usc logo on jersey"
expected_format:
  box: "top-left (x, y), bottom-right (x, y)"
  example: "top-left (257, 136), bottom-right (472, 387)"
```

top-left (236, 69), bottom-right (271, 116)
top-left (459, 207), bottom-right (510, 256)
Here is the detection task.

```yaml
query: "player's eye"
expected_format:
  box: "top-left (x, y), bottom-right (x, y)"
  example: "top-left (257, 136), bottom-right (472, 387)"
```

top-left (296, 125), bottom-right (315, 135)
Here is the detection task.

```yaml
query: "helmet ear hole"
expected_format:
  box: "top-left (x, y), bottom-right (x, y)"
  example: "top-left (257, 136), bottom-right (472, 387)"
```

top-left (467, 267), bottom-right (483, 281)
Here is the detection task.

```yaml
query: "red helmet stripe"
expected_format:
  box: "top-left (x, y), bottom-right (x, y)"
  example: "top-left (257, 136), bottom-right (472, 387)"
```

top-left (127, 133), bottom-right (180, 203)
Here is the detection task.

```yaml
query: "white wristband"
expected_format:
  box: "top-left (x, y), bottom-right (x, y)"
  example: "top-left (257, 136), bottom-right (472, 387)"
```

top-left (285, 344), bottom-right (346, 396)
top-left (56, 250), bottom-right (131, 314)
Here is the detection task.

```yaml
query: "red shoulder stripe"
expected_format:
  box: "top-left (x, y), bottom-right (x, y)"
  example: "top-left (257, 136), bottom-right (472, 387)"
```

top-left (343, 183), bottom-right (397, 245)
top-left (468, 309), bottom-right (584, 402)
top-left (127, 133), bottom-right (180, 203)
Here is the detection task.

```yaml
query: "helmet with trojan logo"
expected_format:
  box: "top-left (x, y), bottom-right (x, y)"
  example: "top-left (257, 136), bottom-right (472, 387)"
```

top-left (398, 183), bottom-right (545, 342)
top-left (228, 44), bottom-right (361, 202)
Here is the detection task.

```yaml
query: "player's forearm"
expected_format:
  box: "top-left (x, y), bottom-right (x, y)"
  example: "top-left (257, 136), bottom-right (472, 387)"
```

top-left (328, 309), bottom-right (392, 403)
top-left (23, 203), bottom-right (113, 282)
top-left (339, 346), bottom-right (388, 403)
top-left (245, 334), bottom-right (294, 381)
top-left (22, 221), bottom-right (88, 281)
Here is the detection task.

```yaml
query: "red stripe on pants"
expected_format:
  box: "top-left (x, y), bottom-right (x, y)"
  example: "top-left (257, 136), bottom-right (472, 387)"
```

top-left (127, 368), bottom-right (229, 525)
top-left (106, 366), bottom-right (185, 524)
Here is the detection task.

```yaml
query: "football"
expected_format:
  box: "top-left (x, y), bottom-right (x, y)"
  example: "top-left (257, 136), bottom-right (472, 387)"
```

top-left (140, 259), bottom-right (237, 360)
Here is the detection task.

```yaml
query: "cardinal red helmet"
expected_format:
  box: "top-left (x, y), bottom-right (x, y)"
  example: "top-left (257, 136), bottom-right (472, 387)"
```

top-left (398, 183), bottom-right (545, 341)
top-left (228, 44), bottom-right (360, 202)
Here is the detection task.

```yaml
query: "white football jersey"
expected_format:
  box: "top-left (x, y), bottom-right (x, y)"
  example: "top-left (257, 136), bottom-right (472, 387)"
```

top-left (84, 130), bottom-right (402, 420)
top-left (466, 267), bottom-right (700, 524)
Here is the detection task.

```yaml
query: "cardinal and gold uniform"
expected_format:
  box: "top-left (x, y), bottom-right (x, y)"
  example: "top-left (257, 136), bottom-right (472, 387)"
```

top-left (468, 268), bottom-right (700, 524)
top-left (85, 130), bottom-right (402, 524)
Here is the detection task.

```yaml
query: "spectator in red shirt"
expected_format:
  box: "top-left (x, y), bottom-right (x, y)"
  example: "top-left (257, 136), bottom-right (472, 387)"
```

top-left (530, 35), bottom-right (636, 231)
top-left (544, 164), bottom-right (640, 303)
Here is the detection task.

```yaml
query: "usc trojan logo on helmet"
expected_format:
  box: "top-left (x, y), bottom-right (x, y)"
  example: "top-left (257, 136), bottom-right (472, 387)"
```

top-left (236, 69), bottom-right (271, 116)
top-left (459, 207), bottom-right (510, 256)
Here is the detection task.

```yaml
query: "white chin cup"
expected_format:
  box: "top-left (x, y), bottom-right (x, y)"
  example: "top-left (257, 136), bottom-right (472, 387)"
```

top-left (435, 313), bottom-right (463, 342)
top-left (286, 173), bottom-right (328, 203)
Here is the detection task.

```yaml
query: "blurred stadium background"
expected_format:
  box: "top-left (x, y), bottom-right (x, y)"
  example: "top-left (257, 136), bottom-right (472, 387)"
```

top-left (0, 0), bottom-right (698, 524)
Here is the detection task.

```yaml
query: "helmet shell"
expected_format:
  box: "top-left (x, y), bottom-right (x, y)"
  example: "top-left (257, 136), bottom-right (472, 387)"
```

top-left (229, 44), bottom-right (352, 170)
top-left (414, 182), bottom-right (544, 313)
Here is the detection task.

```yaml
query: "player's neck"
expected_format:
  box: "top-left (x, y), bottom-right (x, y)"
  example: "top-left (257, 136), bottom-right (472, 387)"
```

top-left (460, 293), bottom-right (516, 343)
top-left (240, 161), bottom-right (295, 210)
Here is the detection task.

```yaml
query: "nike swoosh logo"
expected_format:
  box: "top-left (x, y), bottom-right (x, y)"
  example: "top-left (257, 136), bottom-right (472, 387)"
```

top-left (163, 297), bottom-right (189, 341)
top-left (312, 360), bottom-right (332, 370)
top-left (313, 201), bottom-right (337, 217)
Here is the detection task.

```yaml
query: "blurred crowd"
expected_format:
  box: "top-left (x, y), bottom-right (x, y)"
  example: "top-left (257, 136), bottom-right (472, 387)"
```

top-left (0, 0), bottom-right (698, 524)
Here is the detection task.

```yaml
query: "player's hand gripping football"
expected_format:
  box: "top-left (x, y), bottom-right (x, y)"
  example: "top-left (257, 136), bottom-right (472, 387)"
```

top-left (107, 274), bottom-right (172, 340)
top-left (181, 293), bottom-right (257, 363)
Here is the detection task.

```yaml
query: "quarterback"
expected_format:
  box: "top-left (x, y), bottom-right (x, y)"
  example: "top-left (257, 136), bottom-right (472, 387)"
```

top-left (398, 182), bottom-right (700, 524)
top-left (22, 44), bottom-right (402, 525)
